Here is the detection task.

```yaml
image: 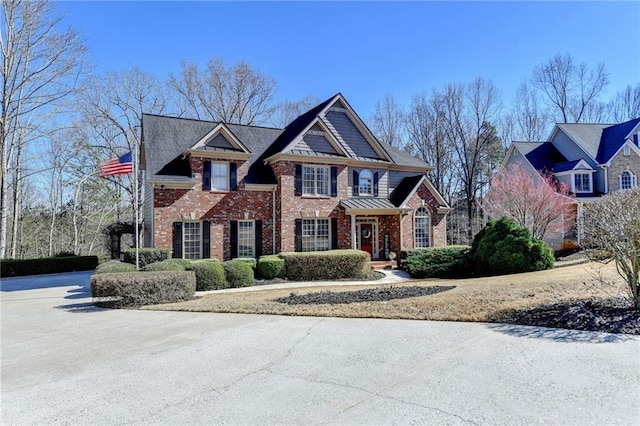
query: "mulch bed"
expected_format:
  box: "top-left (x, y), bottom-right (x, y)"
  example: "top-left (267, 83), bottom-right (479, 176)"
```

top-left (275, 285), bottom-right (456, 305)
top-left (497, 298), bottom-right (640, 335)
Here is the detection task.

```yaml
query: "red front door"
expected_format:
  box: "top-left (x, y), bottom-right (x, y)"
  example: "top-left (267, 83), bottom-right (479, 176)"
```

top-left (360, 224), bottom-right (373, 257)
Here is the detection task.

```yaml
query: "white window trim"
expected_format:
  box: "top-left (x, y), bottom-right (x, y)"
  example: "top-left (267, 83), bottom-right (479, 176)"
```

top-left (358, 169), bottom-right (373, 196)
top-left (619, 170), bottom-right (638, 190)
top-left (572, 172), bottom-right (593, 193)
top-left (623, 145), bottom-right (631, 157)
top-left (302, 165), bottom-right (330, 197)
top-left (237, 220), bottom-right (255, 258)
top-left (183, 221), bottom-right (202, 260)
top-left (301, 218), bottom-right (331, 252)
top-left (414, 208), bottom-right (431, 249)
top-left (210, 161), bottom-right (229, 192)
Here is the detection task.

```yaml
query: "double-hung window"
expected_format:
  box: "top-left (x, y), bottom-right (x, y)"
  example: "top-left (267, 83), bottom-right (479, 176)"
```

top-left (183, 222), bottom-right (202, 260)
top-left (302, 165), bottom-right (329, 196)
top-left (414, 207), bottom-right (431, 248)
top-left (573, 173), bottom-right (591, 193)
top-left (237, 221), bottom-right (255, 258)
top-left (302, 218), bottom-right (330, 251)
top-left (211, 162), bottom-right (229, 191)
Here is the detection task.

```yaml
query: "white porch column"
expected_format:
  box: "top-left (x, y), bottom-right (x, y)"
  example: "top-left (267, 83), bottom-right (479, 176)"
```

top-left (398, 213), bottom-right (403, 250)
top-left (351, 214), bottom-right (357, 249)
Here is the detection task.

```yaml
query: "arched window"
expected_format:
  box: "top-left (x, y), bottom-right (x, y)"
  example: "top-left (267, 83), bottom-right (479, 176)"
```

top-left (414, 207), bottom-right (431, 248)
top-left (359, 169), bottom-right (373, 196)
top-left (619, 170), bottom-right (637, 190)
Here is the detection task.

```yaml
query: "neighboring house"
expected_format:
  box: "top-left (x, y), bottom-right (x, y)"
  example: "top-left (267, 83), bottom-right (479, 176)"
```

top-left (141, 93), bottom-right (451, 261)
top-left (501, 117), bottom-right (640, 248)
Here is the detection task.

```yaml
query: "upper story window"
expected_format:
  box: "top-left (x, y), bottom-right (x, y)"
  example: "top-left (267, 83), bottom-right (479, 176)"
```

top-left (302, 165), bottom-right (329, 196)
top-left (619, 171), bottom-right (637, 190)
top-left (203, 161), bottom-right (237, 191)
top-left (573, 173), bottom-right (592, 193)
top-left (359, 169), bottom-right (373, 196)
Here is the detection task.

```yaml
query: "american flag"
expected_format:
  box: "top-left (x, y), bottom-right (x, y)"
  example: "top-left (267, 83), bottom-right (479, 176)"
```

top-left (98, 151), bottom-right (133, 177)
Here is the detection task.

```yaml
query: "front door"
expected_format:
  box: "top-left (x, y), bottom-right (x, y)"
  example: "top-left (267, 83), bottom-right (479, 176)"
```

top-left (360, 223), bottom-right (373, 257)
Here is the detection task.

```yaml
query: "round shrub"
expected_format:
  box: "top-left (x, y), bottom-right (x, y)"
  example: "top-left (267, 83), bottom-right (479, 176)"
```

top-left (401, 246), bottom-right (472, 278)
top-left (143, 260), bottom-right (187, 272)
top-left (190, 259), bottom-right (226, 291)
top-left (223, 260), bottom-right (254, 288)
top-left (257, 255), bottom-right (285, 279)
top-left (471, 217), bottom-right (554, 275)
top-left (94, 261), bottom-right (138, 274)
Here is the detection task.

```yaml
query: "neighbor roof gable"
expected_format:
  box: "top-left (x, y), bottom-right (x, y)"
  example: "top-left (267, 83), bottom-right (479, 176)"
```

top-left (596, 117), bottom-right (640, 164)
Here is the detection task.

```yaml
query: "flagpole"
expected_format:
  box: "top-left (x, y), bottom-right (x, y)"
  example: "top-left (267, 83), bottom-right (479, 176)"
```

top-left (134, 144), bottom-right (140, 270)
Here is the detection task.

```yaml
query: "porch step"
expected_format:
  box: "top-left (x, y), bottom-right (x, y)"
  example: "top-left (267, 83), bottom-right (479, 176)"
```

top-left (370, 260), bottom-right (397, 270)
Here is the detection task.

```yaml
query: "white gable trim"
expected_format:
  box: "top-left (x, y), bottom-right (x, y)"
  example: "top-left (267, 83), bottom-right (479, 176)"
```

top-left (283, 116), bottom-right (350, 157)
top-left (623, 121), bottom-right (640, 140)
top-left (190, 123), bottom-right (250, 153)
top-left (398, 175), bottom-right (450, 210)
top-left (322, 94), bottom-right (393, 162)
top-left (601, 139), bottom-right (640, 167)
top-left (548, 125), bottom-right (596, 162)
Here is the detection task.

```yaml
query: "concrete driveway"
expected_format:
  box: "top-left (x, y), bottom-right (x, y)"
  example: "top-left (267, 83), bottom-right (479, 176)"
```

top-left (2, 272), bottom-right (639, 425)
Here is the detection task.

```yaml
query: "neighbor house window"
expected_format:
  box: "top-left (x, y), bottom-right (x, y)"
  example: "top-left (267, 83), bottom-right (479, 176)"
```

top-left (302, 218), bottom-right (330, 251)
top-left (211, 162), bottom-right (229, 191)
top-left (414, 207), bottom-right (431, 248)
top-left (183, 222), bottom-right (202, 260)
top-left (359, 169), bottom-right (373, 196)
top-left (302, 166), bottom-right (329, 196)
top-left (619, 171), bottom-right (637, 190)
top-left (237, 221), bottom-right (255, 258)
top-left (573, 173), bottom-right (592, 193)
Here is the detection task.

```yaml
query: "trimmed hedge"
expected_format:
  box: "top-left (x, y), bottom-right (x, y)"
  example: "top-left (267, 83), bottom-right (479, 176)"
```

top-left (123, 248), bottom-right (170, 268)
top-left (91, 271), bottom-right (196, 308)
top-left (95, 261), bottom-right (138, 274)
top-left (471, 217), bottom-right (554, 275)
top-left (223, 260), bottom-right (254, 288)
top-left (257, 255), bottom-right (286, 279)
top-left (143, 260), bottom-right (188, 272)
top-left (279, 249), bottom-right (370, 281)
top-left (232, 257), bottom-right (257, 270)
top-left (190, 259), bottom-right (226, 291)
top-left (1, 255), bottom-right (99, 278)
top-left (399, 246), bottom-right (472, 278)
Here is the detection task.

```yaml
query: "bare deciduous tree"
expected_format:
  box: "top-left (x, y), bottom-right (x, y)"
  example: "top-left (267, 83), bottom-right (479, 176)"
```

top-left (271, 95), bottom-right (320, 128)
top-left (484, 165), bottom-right (575, 240)
top-left (532, 53), bottom-right (609, 123)
top-left (511, 82), bottom-right (552, 141)
top-left (369, 94), bottom-right (406, 148)
top-left (608, 84), bottom-right (640, 122)
top-left (168, 56), bottom-right (277, 125)
top-left (583, 187), bottom-right (640, 309)
top-left (1, 0), bottom-right (86, 258)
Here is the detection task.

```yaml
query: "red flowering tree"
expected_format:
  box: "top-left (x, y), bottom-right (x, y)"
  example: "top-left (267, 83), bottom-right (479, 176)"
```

top-left (484, 164), bottom-right (575, 241)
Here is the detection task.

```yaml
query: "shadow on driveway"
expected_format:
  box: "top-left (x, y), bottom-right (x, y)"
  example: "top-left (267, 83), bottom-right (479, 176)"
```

top-left (487, 323), bottom-right (635, 343)
top-left (1, 271), bottom-right (93, 292)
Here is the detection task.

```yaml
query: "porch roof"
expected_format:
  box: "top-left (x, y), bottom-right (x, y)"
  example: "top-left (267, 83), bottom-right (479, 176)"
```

top-left (340, 198), bottom-right (409, 214)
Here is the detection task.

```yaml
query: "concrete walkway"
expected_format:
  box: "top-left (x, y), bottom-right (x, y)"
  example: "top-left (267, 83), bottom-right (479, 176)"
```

top-left (2, 272), bottom-right (639, 425)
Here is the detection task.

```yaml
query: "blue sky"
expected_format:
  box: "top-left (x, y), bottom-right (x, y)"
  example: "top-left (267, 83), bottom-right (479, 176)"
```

top-left (62, 1), bottom-right (639, 117)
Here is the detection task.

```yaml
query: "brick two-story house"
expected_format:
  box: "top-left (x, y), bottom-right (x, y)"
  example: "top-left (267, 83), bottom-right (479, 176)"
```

top-left (501, 117), bottom-right (640, 248)
top-left (141, 93), bottom-right (450, 261)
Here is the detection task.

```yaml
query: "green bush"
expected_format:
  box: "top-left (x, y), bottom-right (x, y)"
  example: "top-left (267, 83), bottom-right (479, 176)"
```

top-left (190, 259), bottom-right (226, 291)
top-left (122, 248), bottom-right (170, 268)
top-left (91, 271), bottom-right (196, 308)
top-left (223, 260), bottom-right (254, 288)
top-left (400, 246), bottom-right (472, 278)
top-left (95, 261), bottom-right (138, 274)
top-left (471, 217), bottom-right (554, 275)
top-left (257, 255), bottom-right (286, 279)
top-left (0, 255), bottom-right (99, 278)
top-left (279, 249), bottom-right (370, 281)
top-left (142, 260), bottom-right (188, 272)
top-left (232, 257), bottom-right (257, 270)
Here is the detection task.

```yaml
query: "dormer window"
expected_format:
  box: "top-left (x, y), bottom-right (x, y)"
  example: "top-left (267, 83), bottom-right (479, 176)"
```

top-left (573, 173), bottom-right (592, 193)
top-left (359, 169), bottom-right (373, 196)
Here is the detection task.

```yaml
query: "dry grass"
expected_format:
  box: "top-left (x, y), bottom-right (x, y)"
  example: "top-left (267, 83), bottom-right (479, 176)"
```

top-left (144, 262), bottom-right (630, 323)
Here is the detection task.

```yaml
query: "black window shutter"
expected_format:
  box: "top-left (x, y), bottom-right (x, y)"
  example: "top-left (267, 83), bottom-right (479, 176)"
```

top-left (373, 172), bottom-right (379, 197)
top-left (295, 219), bottom-right (302, 252)
top-left (255, 220), bottom-right (263, 258)
top-left (230, 163), bottom-right (238, 190)
top-left (331, 218), bottom-right (338, 249)
top-left (353, 170), bottom-right (359, 196)
top-left (230, 221), bottom-right (238, 259)
top-left (203, 161), bottom-right (211, 190)
top-left (202, 221), bottom-right (211, 259)
top-left (172, 222), bottom-right (183, 259)
top-left (295, 164), bottom-right (302, 196)
top-left (331, 166), bottom-right (338, 197)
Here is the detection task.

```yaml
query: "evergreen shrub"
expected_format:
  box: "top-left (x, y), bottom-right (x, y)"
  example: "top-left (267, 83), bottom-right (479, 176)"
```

top-left (190, 259), bottom-right (226, 291)
top-left (223, 260), bottom-right (254, 288)
top-left (257, 255), bottom-right (285, 279)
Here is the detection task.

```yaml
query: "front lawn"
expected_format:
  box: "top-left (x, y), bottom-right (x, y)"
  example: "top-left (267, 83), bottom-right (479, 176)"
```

top-left (144, 262), bottom-right (639, 335)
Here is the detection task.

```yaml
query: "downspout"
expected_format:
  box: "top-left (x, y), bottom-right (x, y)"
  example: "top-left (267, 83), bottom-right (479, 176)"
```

top-left (272, 188), bottom-right (276, 254)
top-left (602, 165), bottom-right (608, 194)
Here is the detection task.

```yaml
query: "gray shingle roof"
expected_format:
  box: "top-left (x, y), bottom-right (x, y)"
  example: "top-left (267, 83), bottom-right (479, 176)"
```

top-left (556, 123), bottom-right (611, 159)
